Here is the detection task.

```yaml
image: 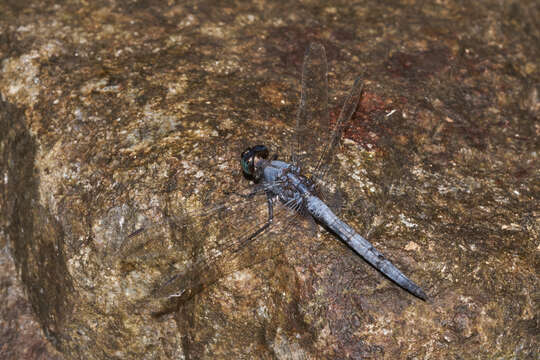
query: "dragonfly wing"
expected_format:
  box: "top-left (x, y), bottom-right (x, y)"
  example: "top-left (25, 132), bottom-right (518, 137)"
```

top-left (291, 43), bottom-right (364, 187)
top-left (126, 190), bottom-right (306, 302)
top-left (290, 42), bottom-right (330, 175)
top-left (113, 186), bottom-right (268, 262)
top-left (312, 77), bottom-right (363, 184)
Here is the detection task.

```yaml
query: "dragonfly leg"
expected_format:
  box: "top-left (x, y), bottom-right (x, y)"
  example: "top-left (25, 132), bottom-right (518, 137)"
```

top-left (244, 194), bottom-right (274, 242)
top-left (225, 184), bottom-right (267, 200)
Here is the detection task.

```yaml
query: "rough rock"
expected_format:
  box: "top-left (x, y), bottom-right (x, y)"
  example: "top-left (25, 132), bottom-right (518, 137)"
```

top-left (1, 0), bottom-right (538, 359)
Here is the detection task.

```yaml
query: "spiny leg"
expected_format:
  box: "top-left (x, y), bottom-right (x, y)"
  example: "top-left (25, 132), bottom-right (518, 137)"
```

top-left (243, 193), bottom-right (274, 243)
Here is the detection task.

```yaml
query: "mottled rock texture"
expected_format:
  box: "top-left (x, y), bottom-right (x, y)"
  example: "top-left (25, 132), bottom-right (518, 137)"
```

top-left (1, 0), bottom-right (538, 359)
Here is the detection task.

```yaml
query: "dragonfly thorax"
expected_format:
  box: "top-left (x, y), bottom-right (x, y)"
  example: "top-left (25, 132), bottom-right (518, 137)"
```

top-left (261, 160), bottom-right (316, 210)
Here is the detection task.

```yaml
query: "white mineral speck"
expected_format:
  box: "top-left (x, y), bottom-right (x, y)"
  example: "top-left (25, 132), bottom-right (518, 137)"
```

top-left (399, 214), bottom-right (418, 228)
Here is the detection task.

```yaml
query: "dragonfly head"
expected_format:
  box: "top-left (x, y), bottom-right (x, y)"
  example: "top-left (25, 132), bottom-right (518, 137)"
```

top-left (241, 145), bottom-right (268, 180)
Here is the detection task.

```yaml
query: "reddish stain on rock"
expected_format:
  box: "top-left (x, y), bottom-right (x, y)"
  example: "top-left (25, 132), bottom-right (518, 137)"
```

top-left (331, 91), bottom-right (406, 150)
top-left (385, 47), bottom-right (451, 80)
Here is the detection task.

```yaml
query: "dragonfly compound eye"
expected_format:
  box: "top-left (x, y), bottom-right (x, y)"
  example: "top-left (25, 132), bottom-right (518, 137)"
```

top-left (251, 145), bottom-right (268, 159)
top-left (241, 145), bottom-right (268, 177)
top-left (241, 149), bottom-right (254, 176)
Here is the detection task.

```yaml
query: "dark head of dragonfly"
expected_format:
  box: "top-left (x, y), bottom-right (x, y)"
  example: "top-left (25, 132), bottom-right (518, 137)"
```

top-left (241, 145), bottom-right (269, 180)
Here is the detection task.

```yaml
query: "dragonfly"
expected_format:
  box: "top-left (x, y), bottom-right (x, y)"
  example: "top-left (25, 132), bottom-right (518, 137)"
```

top-left (124, 42), bottom-right (427, 302)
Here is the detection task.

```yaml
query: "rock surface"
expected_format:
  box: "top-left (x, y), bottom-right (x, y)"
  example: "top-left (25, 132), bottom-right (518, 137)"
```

top-left (1, 0), bottom-right (538, 359)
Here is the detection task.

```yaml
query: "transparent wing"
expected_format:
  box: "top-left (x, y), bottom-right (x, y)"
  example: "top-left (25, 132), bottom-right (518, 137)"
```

top-left (114, 186), bottom-right (267, 261)
top-left (118, 181), bottom-right (310, 302)
top-left (153, 197), bottom-right (308, 302)
top-left (290, 42), bottom-right (329, 175)
top-left (292, 42), bottom-right (363, 186)
top-left (312, 77), bottom-right (363, 184)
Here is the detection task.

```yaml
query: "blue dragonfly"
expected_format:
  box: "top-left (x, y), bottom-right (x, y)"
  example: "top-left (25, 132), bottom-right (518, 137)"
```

top-left (126, 42), bottom-right (427, 302)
